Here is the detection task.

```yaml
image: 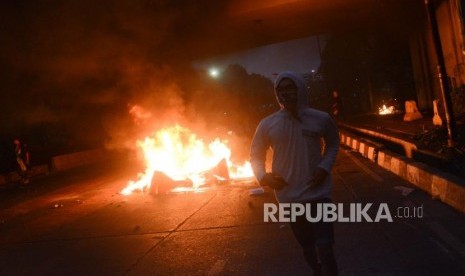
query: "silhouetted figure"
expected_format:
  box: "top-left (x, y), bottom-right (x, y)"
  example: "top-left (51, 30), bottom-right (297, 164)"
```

top-left (14, 139), bottom-right (30, 184)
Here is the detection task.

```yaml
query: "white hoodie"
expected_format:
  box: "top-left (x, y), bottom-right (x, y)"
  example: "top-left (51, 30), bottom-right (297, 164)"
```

top-left (250, 71), bottom-right (339, 203)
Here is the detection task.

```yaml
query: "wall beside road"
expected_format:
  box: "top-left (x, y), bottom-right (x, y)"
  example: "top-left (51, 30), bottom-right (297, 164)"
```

top-left (0, 148), bottom-right (110, 187)
top-left (340, 130), bottom-right (465, 213)
top-left (50, 148), bottom-right (108, 172)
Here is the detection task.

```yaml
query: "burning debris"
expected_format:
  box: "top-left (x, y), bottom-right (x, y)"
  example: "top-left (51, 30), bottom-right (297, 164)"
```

top-left (148, 159), bottom-right (230, 195)
top-left (149, 171), bottom-right (193, 194)
top-left (378, 98), bottom-right (402, 115)
top-left (121, 125), bottom-right (254, 195)
top-left (379, 104), bottom-right (395, 115)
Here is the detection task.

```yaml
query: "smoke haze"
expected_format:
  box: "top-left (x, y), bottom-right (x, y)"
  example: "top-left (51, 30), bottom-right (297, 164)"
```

top-left (0, 1), bottom-right (232, 150)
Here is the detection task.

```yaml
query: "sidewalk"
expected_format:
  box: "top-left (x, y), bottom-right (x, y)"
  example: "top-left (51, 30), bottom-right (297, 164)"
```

top-left (340, 112), bottom-right (464, 171)
top-left (337, 112), bottom-right (465, 213)
top-left (342, 113), bottom-right (434, 142)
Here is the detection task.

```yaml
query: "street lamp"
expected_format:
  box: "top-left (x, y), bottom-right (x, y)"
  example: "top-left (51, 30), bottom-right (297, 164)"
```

top-left (209, 68), bottom-right (219, 78)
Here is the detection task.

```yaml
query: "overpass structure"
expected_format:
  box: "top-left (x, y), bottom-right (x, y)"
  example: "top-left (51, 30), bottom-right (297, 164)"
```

top-left (167, 0), bottom-right (463, 114)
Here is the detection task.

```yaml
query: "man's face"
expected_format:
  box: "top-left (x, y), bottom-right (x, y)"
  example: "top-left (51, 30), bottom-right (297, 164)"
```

top-left (276, 78), bottom-right (298, 111)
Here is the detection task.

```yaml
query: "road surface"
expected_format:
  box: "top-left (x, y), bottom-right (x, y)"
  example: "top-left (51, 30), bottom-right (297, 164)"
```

top-left (1, 148), bottom-right (464, 275)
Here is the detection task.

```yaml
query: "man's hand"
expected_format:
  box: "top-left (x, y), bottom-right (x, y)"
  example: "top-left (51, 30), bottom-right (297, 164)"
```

top-left (260, 173), bottom-right (288, 190)
top-left (308, 167), bottom-right (328, 188)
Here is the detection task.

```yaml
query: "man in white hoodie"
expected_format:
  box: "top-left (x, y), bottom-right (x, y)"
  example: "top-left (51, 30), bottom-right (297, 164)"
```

top-left (250, 71), bottom-right (339, 275)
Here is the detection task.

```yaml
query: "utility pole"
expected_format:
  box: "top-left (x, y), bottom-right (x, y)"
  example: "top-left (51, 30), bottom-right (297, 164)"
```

top-left (425, 0), bottom-right (457, 147)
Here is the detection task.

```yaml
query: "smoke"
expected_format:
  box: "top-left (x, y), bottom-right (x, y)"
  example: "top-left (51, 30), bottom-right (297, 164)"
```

top-left (0, 1), bottom-right (226, 150)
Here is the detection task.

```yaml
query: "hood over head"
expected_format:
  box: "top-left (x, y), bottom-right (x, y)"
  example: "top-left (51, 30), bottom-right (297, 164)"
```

top-left (274, 71), bottom-right (308, 112)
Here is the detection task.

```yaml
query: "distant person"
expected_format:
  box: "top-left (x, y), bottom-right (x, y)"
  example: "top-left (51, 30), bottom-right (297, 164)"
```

top-left (330, 90), bottom-right (343, 120)
top-left (250, 72), bottom-right (339, 275)
top-left (14, 138), bottom-right (30, 184)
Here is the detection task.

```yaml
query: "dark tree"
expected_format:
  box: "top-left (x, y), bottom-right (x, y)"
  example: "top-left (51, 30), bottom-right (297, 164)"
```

top-left (319, 30), bottom-right (416, 114)
top-left (218, 64), bottom-right (276, 135)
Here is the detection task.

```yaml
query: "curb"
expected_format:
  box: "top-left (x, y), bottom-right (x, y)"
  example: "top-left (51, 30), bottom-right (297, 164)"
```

top-left (339, 130), bottom-right (465, 213)
top-left (339, 131), bottom-right (383, 162)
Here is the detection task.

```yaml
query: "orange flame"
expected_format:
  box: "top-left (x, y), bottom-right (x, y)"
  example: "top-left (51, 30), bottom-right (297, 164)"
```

top-left (122, 125), bottom-right (254, 195)
top-left (129, 104), bottom-right (152, 125)
top-left (379, 104), bottom-right (395, 115)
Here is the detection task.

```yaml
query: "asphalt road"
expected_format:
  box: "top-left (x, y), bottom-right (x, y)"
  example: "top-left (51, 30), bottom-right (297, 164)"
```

top-left (1, 148), bottom-right (465, 275)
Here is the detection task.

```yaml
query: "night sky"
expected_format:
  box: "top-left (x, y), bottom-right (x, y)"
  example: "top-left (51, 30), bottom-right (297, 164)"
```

top-left (193, 36), bottom-right (324, 81)
top-left (1, 1), bottom-right (210, 144)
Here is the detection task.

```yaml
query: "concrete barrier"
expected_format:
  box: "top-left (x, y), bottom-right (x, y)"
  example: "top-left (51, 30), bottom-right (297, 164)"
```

top-left (340, 130), bottom-right (382, 162)
top-left (1, 149), bottom-right (111, 186)
top-left (341, 130), bottom-right (465, 213)
top-left (51, 148), bottom-right (108, 172)
top-left (0, 164), bottom-right (50, 187)
top-left (29, 164), bottom-right (50, 177)
top-left (0, 172), bottom-right (22, 186)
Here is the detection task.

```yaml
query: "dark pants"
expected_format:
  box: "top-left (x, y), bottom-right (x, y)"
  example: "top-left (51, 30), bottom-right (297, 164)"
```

top-left (289, 198), bottom-right (338, 275)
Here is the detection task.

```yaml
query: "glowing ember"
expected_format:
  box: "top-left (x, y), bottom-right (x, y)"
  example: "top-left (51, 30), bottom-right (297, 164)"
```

top-left (122, 125), bottom-right (254, 195)
top-left (379, 104), bottom-right (395, 115)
